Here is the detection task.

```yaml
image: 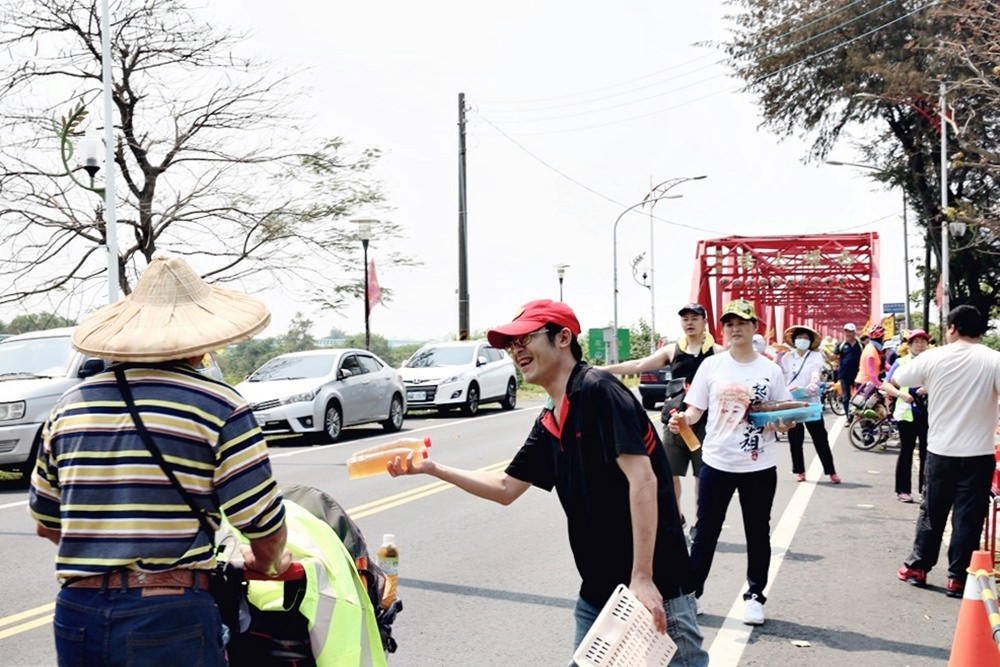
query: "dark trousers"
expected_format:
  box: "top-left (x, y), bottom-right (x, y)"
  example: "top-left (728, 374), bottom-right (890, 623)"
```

top-left (787, 419), bottom-right (836, 475)
top-left (839, 376), bottom-right (856, 416)
top-left (691, 463), bottom-right (776, 603)
top-left (895, 414), bottom-right (929, 495)
top-left (905, 452), bottom-right (994, 580)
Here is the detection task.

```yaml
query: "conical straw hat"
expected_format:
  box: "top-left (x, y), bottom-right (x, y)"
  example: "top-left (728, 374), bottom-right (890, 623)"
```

top-left (72, 253), bottom-right (270, 362)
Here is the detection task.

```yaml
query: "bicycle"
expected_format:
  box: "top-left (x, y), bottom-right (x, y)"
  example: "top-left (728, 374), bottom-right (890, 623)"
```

top-left (819, 381), bottom-right (845, 416)
top-left (818, 368), bottom-right (845, 416)
top-left (849, 408), bottom-right (899, 450)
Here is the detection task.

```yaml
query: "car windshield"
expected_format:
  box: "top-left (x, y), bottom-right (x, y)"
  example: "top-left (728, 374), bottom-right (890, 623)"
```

top-left (404, 346), bottom-right (474, 368)
top-left (0, 335), bottom-right (75, 376)
top-left (249, 354), bottom-right (336, 381)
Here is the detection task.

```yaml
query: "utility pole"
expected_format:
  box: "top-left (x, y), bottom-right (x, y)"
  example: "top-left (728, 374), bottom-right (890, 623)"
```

top-left (457, 92), bottom-right (470, 340)
top-left (648, 175), bottom-right (656, 353)
top-left (939, 82), bottom-right (950, 326)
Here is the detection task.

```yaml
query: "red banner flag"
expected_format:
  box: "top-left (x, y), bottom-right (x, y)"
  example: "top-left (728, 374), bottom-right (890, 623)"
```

top-left (367, 258), bottom-right (383, 315)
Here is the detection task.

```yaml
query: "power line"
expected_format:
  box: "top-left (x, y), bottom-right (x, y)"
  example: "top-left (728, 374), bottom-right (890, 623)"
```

top-left (472, 0), bottom-right (939, 136)
top-left (470, 111), bottom-right (729, 235)
top-left (477, 0), bottom-right (876, 119)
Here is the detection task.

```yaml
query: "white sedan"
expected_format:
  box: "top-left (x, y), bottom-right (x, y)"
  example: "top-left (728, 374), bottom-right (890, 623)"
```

top-left (236, 349), bottom-right (406, 442)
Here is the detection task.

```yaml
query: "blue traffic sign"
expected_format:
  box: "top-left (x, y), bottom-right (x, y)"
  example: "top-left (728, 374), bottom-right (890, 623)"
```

top-left (883, 302), bottom-right (905, 314)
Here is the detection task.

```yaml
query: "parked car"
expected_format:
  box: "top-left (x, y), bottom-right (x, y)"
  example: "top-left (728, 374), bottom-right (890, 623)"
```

top-left (399, 340), bottom-right (517, 416)
top-left (0, 328), bottom-right (106, 474)
top-left (236, 348), bottom-right (405, 442)
top-left (0, 328), bottom-right (226, 476)
top-left (638, 366), bottom-right (673, 410)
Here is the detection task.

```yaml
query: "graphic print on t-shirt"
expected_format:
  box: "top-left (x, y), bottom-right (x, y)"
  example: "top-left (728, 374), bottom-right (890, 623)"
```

top-left (714, 380), bottom-right (771, 458)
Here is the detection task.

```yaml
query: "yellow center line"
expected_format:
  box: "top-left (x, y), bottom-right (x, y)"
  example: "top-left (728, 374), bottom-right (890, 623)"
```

top-left (0, 460), bottom-right (510, 640)
top-left (0, 460), bottom-right (513, 642)
top-left (0, 603), bottom-right (54, 628)
top-left (0, 604), bottom-right (56, 641)
top-left (345, 460), bottom-right (510, 515)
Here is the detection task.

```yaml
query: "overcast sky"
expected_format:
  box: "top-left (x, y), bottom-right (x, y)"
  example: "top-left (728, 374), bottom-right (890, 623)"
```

top-left (61, 1), bottom-right (919, 344)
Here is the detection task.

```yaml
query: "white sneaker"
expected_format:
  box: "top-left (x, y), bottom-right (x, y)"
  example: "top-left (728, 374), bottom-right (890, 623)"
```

top-left (743, 596), bottom-right (765, 625)
top-left (695, 597), bottom-right (704, 616)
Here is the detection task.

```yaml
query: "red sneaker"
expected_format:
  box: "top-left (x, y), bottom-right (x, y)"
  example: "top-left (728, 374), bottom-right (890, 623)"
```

top-left (946, 578), bottom-right (965, 598)
top-left (897, 565), bottom-right (927, 586)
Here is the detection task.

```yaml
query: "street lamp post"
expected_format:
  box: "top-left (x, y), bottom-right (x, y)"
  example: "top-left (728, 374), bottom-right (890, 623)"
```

top-left (554, 264), bottom-right (570, 301)
top-left (57, 104), bottom-right (119, 304)
top-left (642, 175), bottom-right (707, 352)
top-left (612, 194), bottom-right (681, 364)
top-left (353, 219), bottom-right (377, 350)
top-left (825, 160), bottom-right (912, 329)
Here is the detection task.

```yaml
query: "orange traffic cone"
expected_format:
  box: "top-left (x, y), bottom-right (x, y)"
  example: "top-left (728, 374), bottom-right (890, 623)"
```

top-left (948, 550), bottom-right (1000, 666)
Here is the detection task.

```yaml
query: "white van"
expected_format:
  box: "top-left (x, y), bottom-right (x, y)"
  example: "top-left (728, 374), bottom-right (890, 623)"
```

top-left (0, 328), bottom-right (107, 475)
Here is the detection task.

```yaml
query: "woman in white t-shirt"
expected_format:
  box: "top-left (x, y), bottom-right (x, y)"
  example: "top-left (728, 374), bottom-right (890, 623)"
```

top-left (669, 299), bottom-right (793, 627)
top-left (778, 325), bottom-right (840, 484)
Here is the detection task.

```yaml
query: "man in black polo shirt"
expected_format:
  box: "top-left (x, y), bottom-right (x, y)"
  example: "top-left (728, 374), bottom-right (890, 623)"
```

top-left (387, 300), bottom-right (706, 666)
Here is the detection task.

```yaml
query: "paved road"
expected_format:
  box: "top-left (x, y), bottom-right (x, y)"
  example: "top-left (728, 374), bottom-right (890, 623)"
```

top-left (0, 399), bottom-right (969, 665)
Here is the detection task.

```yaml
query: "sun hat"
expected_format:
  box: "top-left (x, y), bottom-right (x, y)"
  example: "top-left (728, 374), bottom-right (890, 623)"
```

top-left (677, 303), bottom-right (707, 317)
top-left (783, 324), bottom-right (821, 350)
top-left (843, 323), bottom-right (857, 332)
top-left (907, 328), bottom-right (930, 342)
top-left (720, 298), bottom-right (757, 322)
top-left (72, 253), bottom-right (271, 362)
top-left (487, 299), bottom-right (581, 349)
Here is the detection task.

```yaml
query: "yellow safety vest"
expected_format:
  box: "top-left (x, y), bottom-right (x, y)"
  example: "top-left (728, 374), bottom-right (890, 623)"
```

top-left (234, 500), bottom-right (387, 667)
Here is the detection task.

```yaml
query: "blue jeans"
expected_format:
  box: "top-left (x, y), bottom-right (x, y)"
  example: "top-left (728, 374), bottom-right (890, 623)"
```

top-left (691, 463), bottom-right (777, 602)
top-left (571, 592), bottom-right (708, 667)
top-left (54, 583), bottom-right (226, 667)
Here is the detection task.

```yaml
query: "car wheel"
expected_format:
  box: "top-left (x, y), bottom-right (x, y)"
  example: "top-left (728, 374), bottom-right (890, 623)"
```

top-left (323, 402), bottom-right (343, 442)
top-left (382, 395), bottom-right (404, 432)
top-left (461, 382), bottom-right (480, 416)
top-left (642, 396), bottom-right (657, 410)
top-left (500, 379), bottom-right (517, 410)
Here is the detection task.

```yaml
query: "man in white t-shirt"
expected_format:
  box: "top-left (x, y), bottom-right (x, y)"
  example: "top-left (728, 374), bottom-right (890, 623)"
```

top-left (893, 305), bottom-right (1000, 598)
top-left (668, 298), bottom-right (793, 626)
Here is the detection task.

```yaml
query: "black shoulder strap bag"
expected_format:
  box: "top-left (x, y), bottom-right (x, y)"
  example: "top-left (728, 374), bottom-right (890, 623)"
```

top-left (113, 365), bottom-right (249, 635)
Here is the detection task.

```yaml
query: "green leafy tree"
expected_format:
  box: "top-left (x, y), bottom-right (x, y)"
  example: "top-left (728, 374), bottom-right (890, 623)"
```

top-left (3, 313), bottom-right (76, 334)
top-left (722, 0), bottom-right (1000, 323)
top-left (279, 313), bottom-right (316, 353)
top-left (0, 0), bottom-right (415, 314)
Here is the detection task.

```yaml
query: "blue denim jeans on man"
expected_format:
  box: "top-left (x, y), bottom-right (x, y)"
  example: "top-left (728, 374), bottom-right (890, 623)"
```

top-left (54, 583), bottom-right (225, 667)
top-left (571, 591), bottom-right (708, 667)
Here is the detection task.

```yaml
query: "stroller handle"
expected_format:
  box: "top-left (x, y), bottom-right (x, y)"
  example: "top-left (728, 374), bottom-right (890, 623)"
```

top-left (243, 561), bottom-right (306, 581)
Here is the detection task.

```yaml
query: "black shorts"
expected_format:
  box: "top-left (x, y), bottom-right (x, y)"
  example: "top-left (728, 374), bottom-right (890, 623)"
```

top-left (662, 413), bottom-right (706, 477)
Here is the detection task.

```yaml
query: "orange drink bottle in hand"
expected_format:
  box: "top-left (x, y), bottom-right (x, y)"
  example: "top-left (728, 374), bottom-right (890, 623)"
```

top-left (347, 437), bottom-right (431, 479)
top-left (670, 409), bottom-right (701, 452)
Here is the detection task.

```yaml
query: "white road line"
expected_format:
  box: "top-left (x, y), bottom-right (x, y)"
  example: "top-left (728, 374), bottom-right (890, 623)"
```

top-left (708, 418), bottom-right (846, 665)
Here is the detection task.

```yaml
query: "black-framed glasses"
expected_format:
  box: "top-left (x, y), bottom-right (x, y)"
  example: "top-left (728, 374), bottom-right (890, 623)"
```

top-left (505, 328), bottom-right (550, 351)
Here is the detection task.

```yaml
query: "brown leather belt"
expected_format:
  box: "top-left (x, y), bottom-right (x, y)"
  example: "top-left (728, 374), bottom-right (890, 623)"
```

top-left (64, 569), bottom-right (213, 590)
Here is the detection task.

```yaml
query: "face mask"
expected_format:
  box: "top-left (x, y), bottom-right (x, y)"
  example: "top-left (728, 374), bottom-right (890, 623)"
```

top-left (752, 340), bottom-right (765, 354)
top-left (794, 338), bottom-right (811, 351)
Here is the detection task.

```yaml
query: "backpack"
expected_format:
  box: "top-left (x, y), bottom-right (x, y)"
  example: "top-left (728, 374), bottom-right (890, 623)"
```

top-left (850, 382), bottom-right (882, 411)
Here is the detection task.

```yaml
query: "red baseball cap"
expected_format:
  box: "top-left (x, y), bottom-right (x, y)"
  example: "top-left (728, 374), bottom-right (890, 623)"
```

top-left (907, 329), bottom-right (930, 342)
top-left (487, 300), bottom-right (582, 349)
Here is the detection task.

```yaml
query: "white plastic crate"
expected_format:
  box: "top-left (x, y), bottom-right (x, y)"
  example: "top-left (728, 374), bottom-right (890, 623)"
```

top-left (572, 584), bottom-right (678, 667)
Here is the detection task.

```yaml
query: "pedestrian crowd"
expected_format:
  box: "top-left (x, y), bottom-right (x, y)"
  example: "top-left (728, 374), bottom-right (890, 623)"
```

top-left (24, 256), bottom-right (1000, 665)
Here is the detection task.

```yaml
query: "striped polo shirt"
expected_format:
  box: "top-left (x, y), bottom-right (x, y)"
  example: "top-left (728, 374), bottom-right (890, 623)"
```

top-left (29, 362), bottom-right (286, 581)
